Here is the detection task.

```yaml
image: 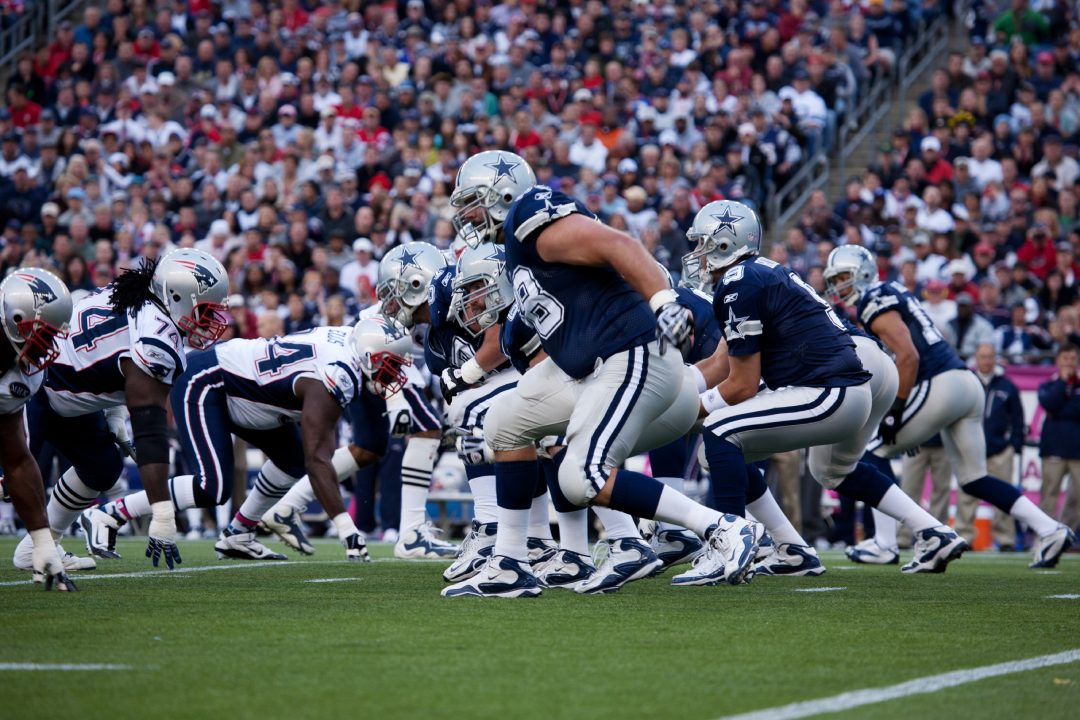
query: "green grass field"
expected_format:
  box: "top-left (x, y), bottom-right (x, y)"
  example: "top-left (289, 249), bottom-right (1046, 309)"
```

top-left (1, 537), bottom-right (1078, 720)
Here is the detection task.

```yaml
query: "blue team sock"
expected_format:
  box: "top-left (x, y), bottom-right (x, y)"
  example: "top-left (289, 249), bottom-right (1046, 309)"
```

top-left (862, 451), bottom-right (897, 485)
top-left (542, 456), bottom-right (578, 513)
top-left (834, 461), bottom-right (892, 506)
top-left (533, 464), bottom-right (548, 498)
top-left (704, 436), bottom-right (748, 515)
top-left (746, 463), bottom-right (768, 504)
top-left (464, 463), bottom-right (496, 481)
top-left (494, 461), bottom-right (537, 511)
top-left (607, 470), bottom-right (664, 519)
top-left (962, 476), bottom-right (1022, 512)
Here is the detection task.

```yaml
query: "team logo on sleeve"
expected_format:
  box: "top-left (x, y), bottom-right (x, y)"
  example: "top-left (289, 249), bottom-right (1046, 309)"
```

top-left (16, 273), bottom-right (57, 309)
top-left (173, 260), bottom-right (219, 293)
top-left (724, 306), bottom-right (762, 341)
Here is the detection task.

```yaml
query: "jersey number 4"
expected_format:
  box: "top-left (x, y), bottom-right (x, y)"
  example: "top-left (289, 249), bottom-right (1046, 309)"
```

top-left (256, 341), bottom-right (315, 376)
top-left (513, 267), bottom-right (565, 339)
top-left (71, 307), bottom-right (127, 352)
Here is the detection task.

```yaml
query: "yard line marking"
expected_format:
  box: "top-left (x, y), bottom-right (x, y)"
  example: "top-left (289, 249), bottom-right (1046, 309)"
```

top-left (1036, 571), bottom-right (1062, 575)
top-left (792, 587), bottom-right (846, 593)
top-left (0, 560), bottom-right (353, 587)
top-left (830, 566), bottom-right (859, 571)
top-left (303, 577), bottom-right (360, 584)
top-left (1046, 594), bottom-right (1080, 600)
top-left (714, 648), bottom-right (1080, 720)
top-left (0, 663), bottom-right (137, 671)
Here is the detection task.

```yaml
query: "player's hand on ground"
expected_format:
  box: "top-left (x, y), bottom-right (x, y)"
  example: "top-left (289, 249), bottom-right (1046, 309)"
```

top-left (146, 535), bottom-right (182, 569)
top-left (342, 532), bottom-right (372, 562)
top-left (104, 406), bottom-right (137, 459)
top-left (656, 302), bottom-right (694, 359)
top-left (33, 539), bottom-right (78, 591)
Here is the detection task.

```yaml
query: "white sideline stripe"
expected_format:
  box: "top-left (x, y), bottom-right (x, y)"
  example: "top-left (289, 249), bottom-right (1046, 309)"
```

top-left (1046, 594), bottom-right (1080, 599)
top-left (792, 587), bottom-right (845, 593)
top-left (0, 560), bottom-right (352, 587)
top-left (0, 663), bottom-right (136, 671)
top-left (714, 649), bottom-right (1080, 720)
top-left (303, 577), bottom-right (359, 584)
top-left (829, 566), bottom-right (859, 571)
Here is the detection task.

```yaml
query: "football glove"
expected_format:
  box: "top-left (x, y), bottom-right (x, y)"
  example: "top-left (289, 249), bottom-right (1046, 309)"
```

top-left (656, 302), bottom-right (694, 359)
top-left (342, 532), bottom-right (372, 562)
top-left (440, 367), bottom-right (470, 404)
top-left (387, 408), bottom-right (412, 437)
top-left (455, 428), bottom-right (491, 466)
top-left (146, 502), bottom-right (181, 569)
top-left (30, 531), bottom-right (78, 592)
top-left (878, 397), bottom-right (906, 446)
top-left (104, 406), bottom-right (136, 460)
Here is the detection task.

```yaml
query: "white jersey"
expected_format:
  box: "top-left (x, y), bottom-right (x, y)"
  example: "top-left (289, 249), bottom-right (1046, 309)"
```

top-left (0, 362), bottom-right (41, 415)
top-left (214, 326), bottom-right (361, 430)
top-left (45, 287), bottom-right (187, 417)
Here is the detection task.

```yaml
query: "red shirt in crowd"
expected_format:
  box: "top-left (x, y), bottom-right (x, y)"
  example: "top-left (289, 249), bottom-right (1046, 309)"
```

top-left (925, 157), bottom-right (954, 185)
top-left (1017, 237), bottom-right (1057, 280)
top-left (10, 100), bottom-right (41, 128)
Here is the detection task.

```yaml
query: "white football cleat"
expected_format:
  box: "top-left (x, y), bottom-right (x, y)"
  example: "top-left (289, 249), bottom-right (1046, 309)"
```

top-left (652, 528), bottom-right (705, 568)
top-left (214, 528), bottom-right (287, 560)
top-left (901, 525), bottom-right (967, 573)
top-left (441, 555), bottom-right (542, 598)
top-left (13, 535), bottom-right (96, 572)
top-left (574, 538), bottom-right (664, 594)
top-left (1030, 525), bottom-right (1075, 569)
top-left (845, 538), bottom-right (900, 565)
top-left (395, 521), bottom-right (458, 559)
top-left (526, 536), bottom-right (558, 566)
top-left (533, 549), bottom-right (596, 588)
top-left (752, 543), bottom-right (826, 577)
top-left (671, 515), bottom-right (760, 587)
top-left (79, 508), bottom-right (122, 560)
top-left (259, 508), bottom-right (315, 555)
top-left (442, 520), bottom-right (497, 582)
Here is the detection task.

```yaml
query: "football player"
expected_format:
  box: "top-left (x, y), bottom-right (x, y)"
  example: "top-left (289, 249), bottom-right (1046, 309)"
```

top-left (825, 245), bottom-right (1074, 569)
top-left (451, 164), bottom-right (760, 598)
top-left (13, 250), bottom-right (228, 572)
top-left (0, 268), bottom-right (76, 590)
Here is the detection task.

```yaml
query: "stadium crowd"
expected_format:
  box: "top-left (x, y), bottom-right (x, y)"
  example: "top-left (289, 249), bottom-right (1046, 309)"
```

top-left (0, 0), bottom-right (1078, 543)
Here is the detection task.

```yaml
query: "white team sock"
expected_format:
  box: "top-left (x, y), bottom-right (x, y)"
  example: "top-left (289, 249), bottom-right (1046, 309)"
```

top-left (528, 492), bottom-right (553, 540)
top-left (170, 475), bottom-right (198, 511)
top-left (0, 501), bottom-right (13, 527)
top-left (48, 468), bottom-right (98, 534)
top-left (747, 487), bottom-right (807, 546)
top-left (492, 508), bottom-right (529, 561)
top-left (399, 437), bottom-right (439, 533)
top-left (1009, 495), bottom-right (1059, 537)
top-left (875, 485), bottom-right (938, 539)
top-left (555, 509), bottom-right (590, 555)
top-left (593, 506), bottom-right (639, 540)
top-left (234, 463), bottom-right (298, 529)
top-left (468, 474), bottom-right (498, 524)
top-left (656, 477), bottom-right (685, 531)
top-left (653, 486), bottom-right (720, 538)
top-left (185, 508), bottom-right (204, 532)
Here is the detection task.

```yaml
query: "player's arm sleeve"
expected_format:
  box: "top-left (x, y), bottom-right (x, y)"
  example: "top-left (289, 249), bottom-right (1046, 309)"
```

top-left (715, 273), bottom-right (764, 357)
top-left (129, 335), bottom-right (186, 385)
top-left (858, 287), bottom-right (900, 328)
top-left (316, 361), bottom-right (360, 411)
top-left (423, 326), bottom-right (453, 377)
top-left (508, 189), bottom-right (593, 246)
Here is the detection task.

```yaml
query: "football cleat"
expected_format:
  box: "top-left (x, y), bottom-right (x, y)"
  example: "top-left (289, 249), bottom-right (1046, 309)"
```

top-left (752, 543), bottom-right (826, 577)
top-left (13, 536), bottom-right (96, 572)
top-left (652, 528), bottom-right (705, 568)
top-left (441, 555), bottom-right (542, 598)
top-left (527, 536), bottom-right (558, 566)
top-left (671, 515), bottom-right (760, 586)
top-left (79, 508), bottom-right (123, 560)
top-left (575, 538), bottom-right (664, 594)
top-left (638, 518), bottom-right (657, 543)
top-left (845, 538), bottom-right (900, 565)
top-left (901, 525), bottom-right (968, 573)
top-left (442, 520), bottom-right (497, 582)
top-left (259, 508), bottom-right (315, 555)
top-left (1029, 525), bottom-right (1075, 569)
top-left (755, 532), bottom-right (775, 560)
top-left (533, 549), bottom-right (596, 588)
top-left (395, 521), bottom-right (458, 559)
top-left (214, 528), bottom-right (287, 560)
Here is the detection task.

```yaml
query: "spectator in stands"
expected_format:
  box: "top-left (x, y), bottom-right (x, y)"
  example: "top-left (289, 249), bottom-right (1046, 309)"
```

top-left (1038, 344), bottom-right (1080, 529)
top-left (997, 300), bottom-right (1052, 363)
top-left (946, 292), bottom-right (997, 359)
top-left (1017, 223), bottom-right (1059, 281)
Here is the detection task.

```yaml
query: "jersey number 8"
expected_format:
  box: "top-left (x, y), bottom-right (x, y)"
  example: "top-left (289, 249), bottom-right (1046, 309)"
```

top-left (513, 267), bottom-right (565, 339)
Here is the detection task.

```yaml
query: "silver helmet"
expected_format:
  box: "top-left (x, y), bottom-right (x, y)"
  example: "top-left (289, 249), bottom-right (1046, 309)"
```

top-left (679, 250), bottom-right (715, 295)
top-left (0, 268), bottom-right (72, 375)
top-left (451, 150), bottom-right (536, 248)
top-left (824, 245), bottom-right (877, 306)
top-left (687, 200), bottom-right (762, 274)
top-left (151, 248), bottom-right (229, 349)
top-left (376, 242), bottom-right (448, 327)
top-left (452, 244), bottom-right (513, 337)
top-left (350, 314), bottom-right (414, 398)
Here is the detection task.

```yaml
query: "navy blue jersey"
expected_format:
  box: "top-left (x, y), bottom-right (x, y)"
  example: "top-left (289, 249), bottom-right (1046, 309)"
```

top-left (836, 305), bottom-right (887, 352)
top-left (676, 287), bottom-right (722, 363)
top-left (500, 304), bottom-right (543, 375)
top-left (424, 265), bottom-right (480, 377)
top-left (857, 281), bottom-right (965, 384)
top-left (715, 256), bottom-right (870, 389)
top-left (503, 186), bottom-right (656, 379)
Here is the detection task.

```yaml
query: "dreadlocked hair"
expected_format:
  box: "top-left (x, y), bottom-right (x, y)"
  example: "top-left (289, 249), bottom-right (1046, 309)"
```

top-left (110, 258), bottom-right (160, 316)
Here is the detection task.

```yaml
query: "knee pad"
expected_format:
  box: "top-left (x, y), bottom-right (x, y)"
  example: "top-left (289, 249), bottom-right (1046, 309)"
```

top-left (556, 448), bottom-right (598, 507)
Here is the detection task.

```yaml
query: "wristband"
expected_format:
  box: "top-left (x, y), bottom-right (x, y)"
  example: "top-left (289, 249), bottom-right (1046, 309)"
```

top-left (459, 357), bottom-right (486, 385)
top-left (29, 527), bottom-right (53, 550)
top-left (150, 501), bottom-right (174, 524)
top-left (332, 512), bottom-right (360, 538)
top-left (701, 387), bottom-right (729, 414)
top-left (689, 364), bottom-right (708, 393)
top-left (649, 288), bottom-right (678, 314)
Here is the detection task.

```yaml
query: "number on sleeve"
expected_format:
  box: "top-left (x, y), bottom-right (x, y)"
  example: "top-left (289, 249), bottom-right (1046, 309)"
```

top-left (905, 297), bottom-right (943, 346)
top-left (513, 267), bottom-right (565, 339)
top-left (789, 273), bottom-right (846, 331)
top-left (255, 341), bottom-right (316, 376)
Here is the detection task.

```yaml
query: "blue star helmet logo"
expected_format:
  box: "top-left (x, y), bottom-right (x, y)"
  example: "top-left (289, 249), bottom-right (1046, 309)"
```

top-left (398, 247), bottom-right (421, 270)
top-left (711, 206), bottom-right (744, 237)
top-left (483, 245), bottom-right (505, 265)
top-left (485, 154), bottom-right (519, 184)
